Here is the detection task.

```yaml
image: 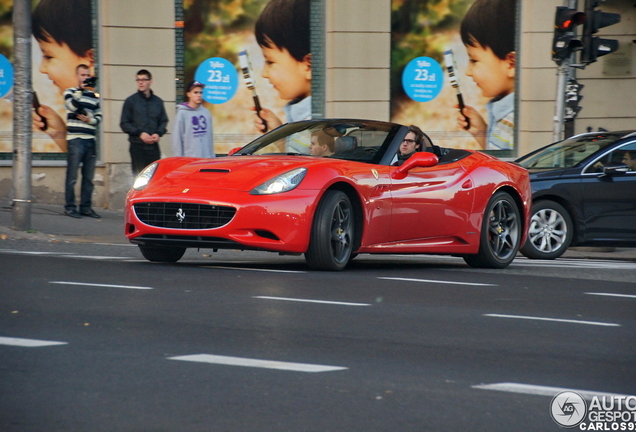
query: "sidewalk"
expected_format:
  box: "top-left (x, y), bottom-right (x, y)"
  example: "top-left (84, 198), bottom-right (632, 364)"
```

top-left (1, 198), bottom-right (635, 261)
top-left (0, 199), bottom-right (127, 244)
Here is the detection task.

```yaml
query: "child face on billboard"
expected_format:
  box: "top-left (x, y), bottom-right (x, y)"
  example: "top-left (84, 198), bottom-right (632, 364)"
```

top-left (37, 37), bottom-right (93, 94)
top-left (260, 41), bottom-right (311, 101)
top-left (465, 41), bottom-right (515, 100)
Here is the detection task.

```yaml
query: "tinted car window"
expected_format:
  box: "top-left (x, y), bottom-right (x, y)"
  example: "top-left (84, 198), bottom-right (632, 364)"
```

top-left (518, 136), bottom-right (617, 169)
top-left (237, 120), bottom-right (399, 164)
top-left (584, 141), bottom-right (636, 174)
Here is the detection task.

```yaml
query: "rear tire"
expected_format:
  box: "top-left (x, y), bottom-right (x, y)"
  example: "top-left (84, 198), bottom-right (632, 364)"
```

top-left (463, 191), bottom-right (521, 269)
top-left (305, 190), bottom-right (354, 271)
top-left (138, 245), bottom-right (186, 263)
top-left (520, 200), bottom-right (573, 260)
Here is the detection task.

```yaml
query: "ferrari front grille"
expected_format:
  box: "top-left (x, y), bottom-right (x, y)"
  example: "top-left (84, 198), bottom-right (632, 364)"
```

top-left (133, 202), bottom-right (236, 229)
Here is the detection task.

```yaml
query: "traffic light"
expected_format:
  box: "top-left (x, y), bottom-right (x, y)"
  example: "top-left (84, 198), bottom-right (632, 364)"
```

top-left (552, 7), bottom-right (586, 65)
top-left (581, 0), bottom-right (621, 64)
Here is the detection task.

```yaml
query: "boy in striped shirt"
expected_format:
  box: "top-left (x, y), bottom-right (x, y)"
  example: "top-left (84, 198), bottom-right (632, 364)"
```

top-left (63, 64), bottom-right (102, 219)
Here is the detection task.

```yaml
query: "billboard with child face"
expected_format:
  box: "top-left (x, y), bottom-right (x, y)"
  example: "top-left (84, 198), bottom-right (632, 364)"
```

top-left (182, 0), bottom-right (312, 155)
top-left (0, 0), bottom-right (97, 159)
top-left (390, 0), bottom-right (518, 155)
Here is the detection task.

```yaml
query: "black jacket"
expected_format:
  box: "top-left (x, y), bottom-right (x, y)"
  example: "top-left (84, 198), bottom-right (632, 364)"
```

top-left (120, 90), bottom-right (169, 145)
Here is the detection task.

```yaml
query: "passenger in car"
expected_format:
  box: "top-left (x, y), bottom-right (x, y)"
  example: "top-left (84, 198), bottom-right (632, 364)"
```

top-left (309, 130), bottom-right (335, 157)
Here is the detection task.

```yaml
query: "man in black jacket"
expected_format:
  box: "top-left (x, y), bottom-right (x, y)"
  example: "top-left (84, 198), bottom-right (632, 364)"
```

top-left (120, 69), bottom-right (169, 176)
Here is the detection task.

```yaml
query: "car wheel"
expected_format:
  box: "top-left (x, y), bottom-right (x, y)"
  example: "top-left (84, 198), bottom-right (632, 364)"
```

top-left (138, 245), bottom-right (186, 263)
top-left (520, 200), bottom-right (573, 260)
top-left (305, 190), bottom-right (354, 271)
top-left (464, 191), bottom-right (521, 269)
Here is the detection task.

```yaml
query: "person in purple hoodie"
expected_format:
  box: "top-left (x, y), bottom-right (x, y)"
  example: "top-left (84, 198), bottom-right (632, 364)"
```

top-left (171, 81), bottom-right (215, 158)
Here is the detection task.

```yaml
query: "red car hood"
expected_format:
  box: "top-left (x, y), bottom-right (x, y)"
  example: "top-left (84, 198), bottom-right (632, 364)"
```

top-left (148, 156), bottom-right (330, 194)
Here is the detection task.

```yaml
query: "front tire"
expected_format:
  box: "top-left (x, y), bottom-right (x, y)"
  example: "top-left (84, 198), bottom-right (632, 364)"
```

top-left (305, 190), bottom-right (354, 271)
top-left (520, 200), bottom-right (573, 260)
top-left (138, 245), bottom-right (186, 263)
top-left (464, 191), bottom-right (521, 269)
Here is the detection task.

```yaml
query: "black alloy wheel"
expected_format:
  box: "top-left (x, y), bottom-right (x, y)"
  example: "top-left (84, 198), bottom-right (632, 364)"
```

top-left (305, 190), bottom-right (354, 271)
top-left (464, 191), bottom-right (521, 269)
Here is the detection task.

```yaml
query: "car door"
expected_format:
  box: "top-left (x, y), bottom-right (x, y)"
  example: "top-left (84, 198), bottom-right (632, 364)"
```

top-left (389, 162), bottom-right (474, 242)
top-left (580, 142), bottom-right (636, 241)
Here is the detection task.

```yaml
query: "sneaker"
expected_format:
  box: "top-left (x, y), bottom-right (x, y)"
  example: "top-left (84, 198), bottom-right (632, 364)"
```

top-left (80, 209), bottom-right (101, 218)
top-left (65, 209), bottom-right (82, 219)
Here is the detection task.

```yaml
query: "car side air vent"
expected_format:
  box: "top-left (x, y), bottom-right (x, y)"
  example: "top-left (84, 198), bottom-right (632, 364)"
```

top-left (199, 168), bottom-right (231, 173)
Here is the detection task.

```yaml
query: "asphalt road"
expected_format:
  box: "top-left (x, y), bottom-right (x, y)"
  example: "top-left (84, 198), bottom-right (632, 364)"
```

top-left (1, 242), bottom-right (635, 432)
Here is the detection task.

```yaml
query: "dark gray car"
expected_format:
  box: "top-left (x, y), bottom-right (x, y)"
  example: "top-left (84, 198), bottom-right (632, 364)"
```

top-left (516, 130), bottom-right (636, 259)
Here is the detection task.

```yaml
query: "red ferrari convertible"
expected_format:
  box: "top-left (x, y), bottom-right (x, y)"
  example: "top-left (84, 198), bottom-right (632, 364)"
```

top-left (125, 119), bottom-right (530, 270)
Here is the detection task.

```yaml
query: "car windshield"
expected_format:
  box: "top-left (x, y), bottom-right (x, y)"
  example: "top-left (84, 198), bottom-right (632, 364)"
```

top-left (517, 133), bottom-right (624, 169)
top-left (235, 120), bottom-right (400, 164)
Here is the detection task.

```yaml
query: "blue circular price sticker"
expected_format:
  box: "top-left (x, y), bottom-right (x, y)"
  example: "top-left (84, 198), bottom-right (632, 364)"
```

top-left (402, 57), bottom-right (444, 103)
top-left (0, 54), bottom-right (14, 99)
top-left (195, 57), bottom-right (238, 104)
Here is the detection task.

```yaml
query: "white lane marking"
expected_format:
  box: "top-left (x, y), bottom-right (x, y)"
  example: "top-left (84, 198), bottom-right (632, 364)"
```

top-left (0, 250), bottom-right (134, 261)
top-left (472, 383), bottom-right (635, 400)
top-left (0, 250), bottom-right (74, 255)
top-left (512, 258), bottom-right (636, 270)
top-left (385, 254), bottom-right (636, 270)
top-left (65, 255), bottom-right (132, 260)
top-left (168, 354), bottom-right (348, 373)
top-left (586, 292), bottom-right (636, 299)
top-left (254, 296), bottom-right (371, 307)
top-left (49, 281), bottom-right (153, 290)
top-left (484, 313), bottom-right (620, 327)
top-left (203, 266), bottom-right (305, 274)
top-left (379, 277), bottom-right (496, 287)
top-left (0, 336), bottom-right (68, 347)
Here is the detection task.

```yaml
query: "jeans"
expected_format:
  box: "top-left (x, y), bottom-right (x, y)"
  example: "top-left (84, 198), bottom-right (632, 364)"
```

top-left (65, 138), bottom-right (96, 212)
top-left (130, 142), bottom-right (161, 176)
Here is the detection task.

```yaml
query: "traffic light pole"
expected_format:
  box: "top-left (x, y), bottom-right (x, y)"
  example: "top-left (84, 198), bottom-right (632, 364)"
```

top-left (12, 0), bottom-right (33, 231)
top-left (553, 62), bottom-right (569, 142)
top-left (553, 0), bottom-right (579, 142)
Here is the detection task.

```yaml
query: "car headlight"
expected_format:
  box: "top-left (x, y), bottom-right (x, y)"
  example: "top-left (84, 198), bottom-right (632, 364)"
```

top-left (250, 168), bottom-right (307, 195)
top-left (132, 162), bottom-right (158, 190)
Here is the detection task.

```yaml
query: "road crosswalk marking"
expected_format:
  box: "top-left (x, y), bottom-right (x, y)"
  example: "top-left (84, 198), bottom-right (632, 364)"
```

top-left (0, 336), bottom-right (68, 347)
top-left (49, 281), bottom-right (154, 290)
top-left (379, 277), bottom-right (496, 286)
top-left (472, 382), bottom-right (635, 400)
top-left (168, 354), bottom-right (348, 373)
top-left (484, 313), bottom-right (621, 327)
top-left (586, 292), bottom-right (636, 299)
top-left (202, 265), bottom-right (306, 273)
top-left (254, 296), bottom-right (371, 306)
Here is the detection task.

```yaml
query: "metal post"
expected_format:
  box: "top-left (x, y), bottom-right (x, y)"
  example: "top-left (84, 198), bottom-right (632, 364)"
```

top-left (12, 0), bottom-right (32, 231)
top-left (553, 63), bottom-right (568, 142)
top-left (564, 0), bottom-right (578, 138)
top-left (553, 0), bottom-right (578, 142)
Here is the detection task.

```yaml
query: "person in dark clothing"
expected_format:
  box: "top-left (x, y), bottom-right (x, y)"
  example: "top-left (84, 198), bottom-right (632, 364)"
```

top-left (120, 69), bottom-right (169, 176)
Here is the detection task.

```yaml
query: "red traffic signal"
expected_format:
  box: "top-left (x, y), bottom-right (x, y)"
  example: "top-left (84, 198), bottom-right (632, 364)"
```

top-left (552, 7), bottom-right (586, 65)
top-left (555, 7), bottom-right (586, 30)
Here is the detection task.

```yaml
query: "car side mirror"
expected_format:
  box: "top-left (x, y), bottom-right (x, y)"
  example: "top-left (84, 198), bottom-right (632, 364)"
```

top-left (228, 147), bottom-right (242, 156)
top-left (391, 152), bottom-right (439, 179)
top-left (602, 163), bottom-right (629, 176)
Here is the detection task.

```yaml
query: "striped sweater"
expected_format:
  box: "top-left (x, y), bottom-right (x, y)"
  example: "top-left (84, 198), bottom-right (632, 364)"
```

top-left (64, 87), bottom-right (102, 140)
